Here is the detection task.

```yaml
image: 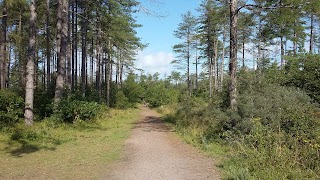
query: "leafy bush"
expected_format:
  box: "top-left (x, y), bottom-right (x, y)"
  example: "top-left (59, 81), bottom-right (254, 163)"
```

top-left (171, 71), bottom-right (320, 178)
top-left (56, 99), bottom-right (106, 123)
top-left (145, 83), bottom-right (179, 107)
top-left (114, 91), bottom-right (131, 109)
top-left (0, 89), bottom-right (23, 125)
top-left (34, 91), bottom-right (54, 119)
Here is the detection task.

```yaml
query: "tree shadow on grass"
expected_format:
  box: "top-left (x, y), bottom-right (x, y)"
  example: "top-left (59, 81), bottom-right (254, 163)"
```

top-left (6, 139), bottom-right (57, 157)
top-left (5, 139), bottom-right (57, 158)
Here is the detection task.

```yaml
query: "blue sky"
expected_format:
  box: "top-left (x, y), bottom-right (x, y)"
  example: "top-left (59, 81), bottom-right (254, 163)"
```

top-left (135, 0), bottom-right (202, 77)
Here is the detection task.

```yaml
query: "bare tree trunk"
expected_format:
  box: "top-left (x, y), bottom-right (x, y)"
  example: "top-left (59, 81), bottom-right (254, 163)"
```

top-left (209, 56), bottom-right (213, 98)
top-left (106, 40), bottom-right (111, 106)
top-left (293, 25), bottom-right (297, 56)
top-left (242, 40), bottom-right (245, 68)
top-left (214, 39), bottom-right (218, 91)
top-left (96, 30), bottom-right (101, 95)
top-left (81, 5), bottom-right (87, 97)
top-left (74, 0), bottom-right (78, 90)
top-left (66, 2), bottom-right (72, 91)
top-left (310, 14), bottom-right (314, 54)
top-left (18, 11), bottom-right (26, 88)
top-left (46, 0), bottom-right (51, 90)
top-left (24, 0), bottom-right (37, 126)
top-left (229, 0), bottom-right (238, 110)
top-left (220, 21), bottom-right (226, 92)
top-left (54, 0), bottom-right (68, 104)
top-left (0, 2), bottom-right (7, 89)
top-left (187, 34), bottom-right (192, 96)
top-left (91, 37), bottom-right (94, 85)
top-left (71, 0), bottom-right (75, 91)
top-left (195, 42), bottom-right (198, 91)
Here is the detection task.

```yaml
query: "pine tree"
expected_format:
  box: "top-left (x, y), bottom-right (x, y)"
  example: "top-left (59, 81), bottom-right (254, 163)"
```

top-left (24, 0), bottom-right (37, 126)
top-left (172, 11), bottom-right (198, 96)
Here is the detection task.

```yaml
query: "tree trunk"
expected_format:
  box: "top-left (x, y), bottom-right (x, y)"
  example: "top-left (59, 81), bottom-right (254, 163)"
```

top-left (310, 14), bottom-right (314, 54)
top-left (66, 2), bottom-right (72, 91)
top-left (71, 0), bottom-right (75, 91)
top-left (214, 39), bottom-right (218, 91)
top-left (96, 31), bottom-right (101, 95)
top-left (81, 5), bottom-right (87, 97)
top-left (74, 0), bottom-right (78, 90)
top-left (0, 2), bottom-right (7, 89)
top-left (24, 0), bottom-right (37, 126)
top-left (46, 0), bottom-right (51, 90)
top-left (54, 0), bottom-right (68, 104)
top-left (229, 0), bottom-right (238, 110)
top-left (91, 37), bottom-right (94, 85)
top-left (280, 35), bottom-right (284, 67)
top-left (209, 56), bottom-right (213, 98)
top-left (195, 42), bottom-right (198, 91)
top-left (293, 23), bottom-right (297, 56)
top-left (187, 32), bottom-right (191, 96)
top-left (106, 40), bottom-right (111, 106)
top-left (242, 40), bottom-right (245, 68)
top-left (220, 20), bottom-right (227, 92)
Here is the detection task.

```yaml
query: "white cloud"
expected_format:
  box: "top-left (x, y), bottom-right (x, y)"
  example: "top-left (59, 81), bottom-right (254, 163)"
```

top-left (135, 51), bottom-right (174, 77)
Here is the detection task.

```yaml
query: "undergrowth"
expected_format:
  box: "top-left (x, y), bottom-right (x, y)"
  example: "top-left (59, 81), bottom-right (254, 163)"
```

top-left (161, 74), bottom-right (320, 180)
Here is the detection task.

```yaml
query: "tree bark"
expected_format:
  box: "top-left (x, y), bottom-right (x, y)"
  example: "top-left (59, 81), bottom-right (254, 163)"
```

top-left (46, 0), bottom-right (51, 90)
top-left (96, 30), bottom-right (101, 96)
top-left (310, 14), bottom-right (314, 54)
top-left (24, 0), bottom-right (37, 126)
top-left (74, 0), bottom-right (78, 90)
top-left (214, 39), bottom-right (218, 91)
top-left (220, 23), bottom-right (226, 92)
top-left (106, 40), bottom-right (111, 106)
top-left (0, 2), bottom-right (7, 89)
top-left (54, 0), bottom-right (68, 104)
top-left (66, 1), bottom-right (72, 91)
top-left (229, 0), bottom-right (238, 110)
top-left (81, 5), bottom-right (87, 97)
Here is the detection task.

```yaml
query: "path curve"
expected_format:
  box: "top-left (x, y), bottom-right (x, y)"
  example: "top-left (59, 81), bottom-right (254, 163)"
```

top-left (104, 106), bottom-right (221, 180)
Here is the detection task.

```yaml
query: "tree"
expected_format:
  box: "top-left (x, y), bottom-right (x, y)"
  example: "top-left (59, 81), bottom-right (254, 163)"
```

top-left (24, 0), bottom-right (37, 126)
top-left (54, 0), bottom-right (68, 104)
top-left (229, 0), bottom-right (238, 110)
top-left (0, 0), bottom-right (8, 89)
top-left (172, 11), bottom-right (198, 96)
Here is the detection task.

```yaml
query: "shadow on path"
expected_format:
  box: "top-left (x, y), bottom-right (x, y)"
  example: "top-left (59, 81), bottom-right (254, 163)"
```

top-left (133, 114), bottom-right (175, 133)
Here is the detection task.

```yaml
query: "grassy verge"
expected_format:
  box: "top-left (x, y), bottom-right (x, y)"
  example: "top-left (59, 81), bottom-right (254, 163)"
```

top-left (0, 108), bottom-right (139, 179)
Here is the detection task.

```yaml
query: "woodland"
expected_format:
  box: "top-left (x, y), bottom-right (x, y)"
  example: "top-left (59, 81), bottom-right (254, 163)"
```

top-left (0, 0), bottom-right (320, 179)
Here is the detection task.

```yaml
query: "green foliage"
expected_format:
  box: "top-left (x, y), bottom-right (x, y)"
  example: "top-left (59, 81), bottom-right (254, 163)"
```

top-left (33, 90), bottom-right (54, 120)
top-left (114, 90), bottom-right (131, 109)
top-left (0, 90), bottom-right (23, 126)
top-left (55, 99), bottom-right (106, 123)
top-left (122, 73), bottom-right (144, 104)
top-left (144, 82), bottom-right (179, 107)
top-left (169, 71), bottom-right (320, 179)
top-left (283, 54), bottom-right (320, 103)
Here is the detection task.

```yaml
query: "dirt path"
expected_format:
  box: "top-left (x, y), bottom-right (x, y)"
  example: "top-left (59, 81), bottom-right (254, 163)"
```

top-left (104, 106), bottom-right (221, 180)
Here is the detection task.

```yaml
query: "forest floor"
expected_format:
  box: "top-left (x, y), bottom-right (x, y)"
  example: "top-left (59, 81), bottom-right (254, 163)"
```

top-left (103, 106), bottom-right (221, 180)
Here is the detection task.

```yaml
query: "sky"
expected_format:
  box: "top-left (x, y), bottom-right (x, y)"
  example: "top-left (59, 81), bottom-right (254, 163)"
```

top-left (134, 0), bottom-right (202, 77)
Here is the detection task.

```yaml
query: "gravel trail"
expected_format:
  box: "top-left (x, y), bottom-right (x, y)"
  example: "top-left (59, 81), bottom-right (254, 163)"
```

top-left (104, 106), bottom-right (221, 180)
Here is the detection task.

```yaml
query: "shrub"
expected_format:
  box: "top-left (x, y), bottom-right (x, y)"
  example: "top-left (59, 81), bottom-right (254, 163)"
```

top-left (114, 91), bottom-right (131, 109)
top-left (0, 89), bottom-right (23, 125)
top-left (145, 83), bottom-right (179, 107)
top-left (56, 99), bottom-right (106, 123)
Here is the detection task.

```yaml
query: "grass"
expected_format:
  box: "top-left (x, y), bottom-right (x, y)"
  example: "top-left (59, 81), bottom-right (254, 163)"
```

top-left (0, 108), bottom-right (140, 179)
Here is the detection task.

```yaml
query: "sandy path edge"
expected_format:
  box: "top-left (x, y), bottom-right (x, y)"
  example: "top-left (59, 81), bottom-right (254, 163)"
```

top-left (102, 106), bottom-right (221, 180)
